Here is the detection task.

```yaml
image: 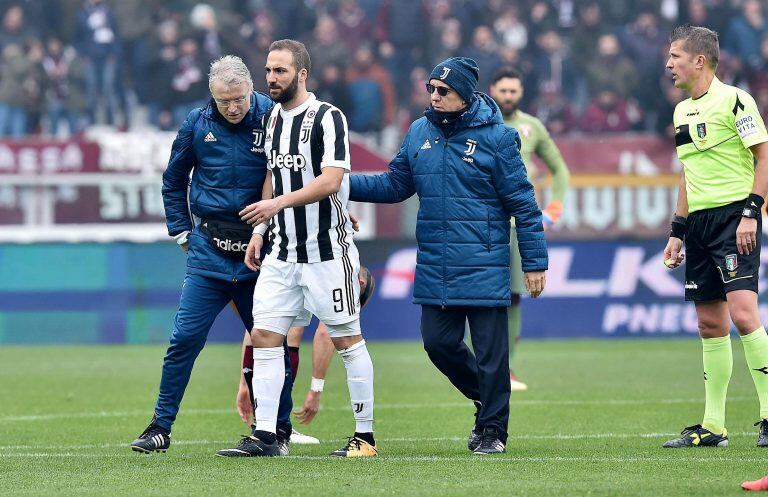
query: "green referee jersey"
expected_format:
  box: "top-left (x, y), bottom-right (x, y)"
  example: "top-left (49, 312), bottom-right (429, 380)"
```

top-left (674, 76), bottom-right (768, 213)
top-left (504, 110), bottom-right (569, 202)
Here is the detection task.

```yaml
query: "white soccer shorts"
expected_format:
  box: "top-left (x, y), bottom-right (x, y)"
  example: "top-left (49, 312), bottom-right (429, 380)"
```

top-left (252, 247), bottom-right (361, 336)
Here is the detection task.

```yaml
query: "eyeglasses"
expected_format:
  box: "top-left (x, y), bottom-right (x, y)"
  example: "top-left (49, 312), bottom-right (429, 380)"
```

top-left (426, 83), bottom-right (452, 97)
top-left (213, 96), bottom-right (247, 107)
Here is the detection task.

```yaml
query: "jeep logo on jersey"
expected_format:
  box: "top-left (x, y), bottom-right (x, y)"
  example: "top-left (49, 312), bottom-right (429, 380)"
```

top-left (440, 67), bottom-right (450, 79)
top-left (269, 149), bottom-right (307, 171)
top-left (464, 139), bottom-right (477, 155)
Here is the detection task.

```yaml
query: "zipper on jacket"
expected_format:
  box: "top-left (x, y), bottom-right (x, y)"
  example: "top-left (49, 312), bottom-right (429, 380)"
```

top-left (487, 209), bottom-right (491, 252)
top-left (441, 138), bottom-right (448, 307)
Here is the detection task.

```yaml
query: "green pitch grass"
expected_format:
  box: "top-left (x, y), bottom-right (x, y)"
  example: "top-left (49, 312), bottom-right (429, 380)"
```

top-left (1, 339), bottom-right (767, 496)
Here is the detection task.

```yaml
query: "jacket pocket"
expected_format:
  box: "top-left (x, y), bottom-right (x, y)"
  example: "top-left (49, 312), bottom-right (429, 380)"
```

top-left (486, 210), bottom-right (491, 252)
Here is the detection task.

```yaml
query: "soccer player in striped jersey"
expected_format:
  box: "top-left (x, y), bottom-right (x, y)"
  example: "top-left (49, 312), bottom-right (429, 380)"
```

top-left (217, 39), bottom-right (376, 458)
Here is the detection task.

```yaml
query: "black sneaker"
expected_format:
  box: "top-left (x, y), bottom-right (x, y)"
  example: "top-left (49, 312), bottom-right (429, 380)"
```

top-left (755, 419), bottom-right (768, 447)
top-left (216, 434), bottom-right (280, 457)
top-left (662, 424), bottom-right (728, 448)
top-left (468, 426), bottom-right (482, 451)
top-left (468, 401), bottom-right (482, 451)
top-left (473, 427), bottom-right (506, 455)
top-left (130, 418), bottom-right (170, 453)
top-left (330, 436), bottom-right (378, 458)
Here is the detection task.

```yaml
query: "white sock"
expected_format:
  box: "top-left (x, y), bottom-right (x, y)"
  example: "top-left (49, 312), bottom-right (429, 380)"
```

top-left (338, 340), bottom-right (374, 434)
top-left (252, 346), bottom-right (285, 435)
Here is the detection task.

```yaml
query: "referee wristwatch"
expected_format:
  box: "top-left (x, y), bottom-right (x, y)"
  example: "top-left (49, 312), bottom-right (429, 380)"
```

top-left (743, 194), bottom-right (765, 219)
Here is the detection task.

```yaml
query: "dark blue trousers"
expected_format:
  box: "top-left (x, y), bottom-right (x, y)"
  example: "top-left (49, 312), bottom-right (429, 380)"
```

top-left (153, 273), bottom-right (293, 432)
top-left (420, 305), bottom-right (510, 442)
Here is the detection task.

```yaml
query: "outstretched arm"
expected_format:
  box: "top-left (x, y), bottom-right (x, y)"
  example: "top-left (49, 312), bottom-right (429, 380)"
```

top-left (349, 129), bottom-right (416, 204)
top-left (293, 323), bottom-right (335, 424)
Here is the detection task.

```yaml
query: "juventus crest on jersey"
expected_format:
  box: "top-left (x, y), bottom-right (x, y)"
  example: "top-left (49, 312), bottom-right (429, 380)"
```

top-left (263, 93), bottom-right (355, 263)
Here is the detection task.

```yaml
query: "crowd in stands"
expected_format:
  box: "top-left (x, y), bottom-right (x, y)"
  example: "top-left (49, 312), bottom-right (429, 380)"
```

top-left (0, 0), bottom-right (767, 144)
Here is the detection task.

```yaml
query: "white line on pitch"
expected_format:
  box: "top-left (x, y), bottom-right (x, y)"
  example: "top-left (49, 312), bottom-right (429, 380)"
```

top-left (1, 432), bottom-right (763, 452)
top-left (0, 396), bottom-right (755, 423)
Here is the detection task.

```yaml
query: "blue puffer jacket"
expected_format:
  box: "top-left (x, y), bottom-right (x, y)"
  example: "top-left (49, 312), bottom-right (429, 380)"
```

top-left (162, 92), bottom-right (274, 282)
top-left (350, 92), bottom-right (548, 306)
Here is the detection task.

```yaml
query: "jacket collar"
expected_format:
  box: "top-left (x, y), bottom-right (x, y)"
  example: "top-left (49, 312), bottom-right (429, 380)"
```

top-left (424, 91), bottom-right (503, 132)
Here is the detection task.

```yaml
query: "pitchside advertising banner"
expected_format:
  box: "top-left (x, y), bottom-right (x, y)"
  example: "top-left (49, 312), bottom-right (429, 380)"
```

top-left (1, 238), bottom-right (767, 344)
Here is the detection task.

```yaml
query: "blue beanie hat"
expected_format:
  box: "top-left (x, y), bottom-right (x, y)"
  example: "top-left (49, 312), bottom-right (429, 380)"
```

top-left (429, 57), bottom-right (479, 104)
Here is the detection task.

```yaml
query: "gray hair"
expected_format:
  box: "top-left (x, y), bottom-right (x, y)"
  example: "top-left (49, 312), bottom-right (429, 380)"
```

top-left (208, 55), bottom-right (253, 92)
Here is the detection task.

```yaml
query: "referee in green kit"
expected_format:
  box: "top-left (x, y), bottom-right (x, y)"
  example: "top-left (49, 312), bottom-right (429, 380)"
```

top-left (662, 25), bottom-right (768, 448)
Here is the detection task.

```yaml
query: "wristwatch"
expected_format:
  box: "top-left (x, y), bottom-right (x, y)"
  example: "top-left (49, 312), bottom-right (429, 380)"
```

top-left (743, 206), bottom-right (759, 219)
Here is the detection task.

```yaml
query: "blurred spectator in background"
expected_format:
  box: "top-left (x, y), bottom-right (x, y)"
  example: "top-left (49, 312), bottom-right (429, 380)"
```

top-left (531, 29), bottom-right (579, 102)
top-left (146, 20), bottom-right (180, 130)
top-left (529, 81), bottom-right (576, 135)
top-left (42, 37), bottom-right (87, 137)
top-left (190, 3), bottom-right (222, 62)
top-left (725, 0), bottom-right (767, 71)
top-left (110, 0), bottom-right (154, 106)
top-left (314, 62), bottom-right (351, 116)
top-left (579, 86), bottom-right (640, 133)
top-left (747, 35), bottom-right (768, 92)
top-left (494, 5), bottom-right (527, 52)
top-left (586, 33), bottom-right (635, 100)
top-left (570, 1), bottom-right (606, 72)
top-left (337, 0), bottom-right (372, 53)
top-left (170, 37), bottom-right (208, 126)
top-left (465, 26), bottom-right (502, 93)
top-left (432, 17), bottom-right (462, 63)
top-left (0, 5), bottom-right (33, 47)
top-left (346, 44), bottom-right (396, 133)
top-left (23, 38), bottom-right (44, 134)
top-left (375, 0), bottom-right (428, 102)
top-left (654, 81), bottom-right (684, 139)
top-left (617, 11), bottom-right (667, 118)
top-left (426, 0), bottom-right (454, 61)
top-left (526, 1), bottom-right (556, 41)
top-left (75, 0), bottom-right (120, 127)
top-left (311, 15), bottom-right (348, 71)
top-left (0, 43), bottom-right (34, 137)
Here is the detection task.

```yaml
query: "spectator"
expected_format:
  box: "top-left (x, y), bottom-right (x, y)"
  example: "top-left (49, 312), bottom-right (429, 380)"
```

top-left (314, 62), bottom-right (351, 116)
top-left (0, 5), bottom-right (34, 48)
top-left (725, 0), bottom-right (768, 70)
top-left (110, 0), bottom-right (154, 105)
top-left (527, 1), bottom-right (556, 41)
top-left (579, 86), bottom-right (640, 133)
top-left (346, 45), bottom-right (396, 132)
top-left (571, 1), bottom-right (606, 73)
top-left (311, 15), bottom-right (348, 71)
top-left (337, 0), bottom-right (372, 53)
top-left (617, 11), bottom-right (667, 123)
top-left (42, 37), bottom-right (87, 137)
top-left (530, 29), bottom-right (579, 102)
top-left (146, 20), bottom-right (179, 130)
top-left (74, 0), bottom-right (121, 126)
top-left (426, 0), bottom-right (454, 63)
top-left (464, 26), bottom-right (502, 94)
top-left (529, 81), bottom-right (576, 135)
top-left (375, 0), bottom-right (428, 102)
top-left (189, 3), bottom-right (222, 62)
top-left (747, 35), bottom-right (768, 93)
top-left (431, 18), bottom-right (462, 63)
top-left (654, 81), bottom-right (684, 139)
top-left (585, 33), bottom-right (635, 99)
top-left (170, 37), bottom-right (208, 127)
top-left (0, 43), bottom-right (33, 137)
top-left (494, 5), bottom-right (527, 52)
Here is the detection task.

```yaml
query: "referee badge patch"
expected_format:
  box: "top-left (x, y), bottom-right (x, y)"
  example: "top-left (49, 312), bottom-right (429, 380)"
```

top-left (725, 254), bottom-right (738, 272)
top-left (696, 123), bottom-right (707, 139)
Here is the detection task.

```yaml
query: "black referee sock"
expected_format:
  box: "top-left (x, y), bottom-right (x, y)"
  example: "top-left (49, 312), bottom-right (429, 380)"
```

top-left (354, 431), bottom-right (375, 446)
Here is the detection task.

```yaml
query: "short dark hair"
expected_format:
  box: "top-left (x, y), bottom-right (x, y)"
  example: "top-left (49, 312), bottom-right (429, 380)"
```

top-left (269, 39), bottom-right (311, 74)
top-left (670, 24), bottom-right (719, 69)
top-left (491, 67), bottom-right (523, 86)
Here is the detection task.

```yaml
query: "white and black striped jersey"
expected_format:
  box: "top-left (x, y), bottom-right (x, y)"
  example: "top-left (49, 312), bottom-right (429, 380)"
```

top-left (263, 93), bottom-right (355, 263)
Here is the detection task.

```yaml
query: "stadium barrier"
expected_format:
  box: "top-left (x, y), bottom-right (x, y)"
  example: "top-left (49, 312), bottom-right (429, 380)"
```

top-left (2, 239), bottom-right (767, 344)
